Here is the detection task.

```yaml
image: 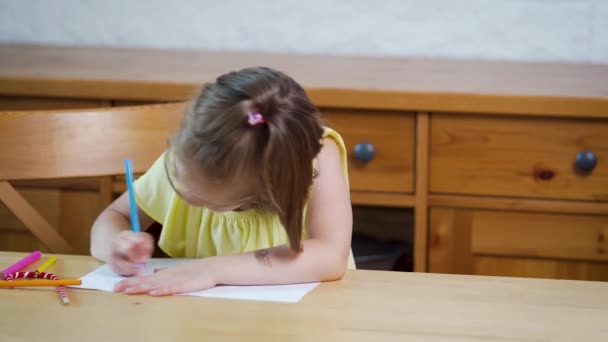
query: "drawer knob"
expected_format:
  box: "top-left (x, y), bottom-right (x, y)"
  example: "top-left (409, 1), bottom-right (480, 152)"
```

top-left (575, 150), bottom-right (597, 172)
top-left (354, 142), bottom-right (375, 163)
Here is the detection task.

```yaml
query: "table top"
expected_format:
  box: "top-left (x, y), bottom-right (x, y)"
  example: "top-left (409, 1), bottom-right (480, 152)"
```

top-left (1, 44), bottom-right (608, 118)
top-left (1, 251), bottom-right (607, 341)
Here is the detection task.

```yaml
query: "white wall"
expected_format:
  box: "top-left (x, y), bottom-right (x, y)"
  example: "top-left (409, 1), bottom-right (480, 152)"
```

top-left (1, 0), bottom-right (606, 63)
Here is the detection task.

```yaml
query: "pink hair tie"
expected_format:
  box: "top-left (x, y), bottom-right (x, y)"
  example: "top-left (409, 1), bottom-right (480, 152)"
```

top-left (248, 112), bottom-right (265, 126)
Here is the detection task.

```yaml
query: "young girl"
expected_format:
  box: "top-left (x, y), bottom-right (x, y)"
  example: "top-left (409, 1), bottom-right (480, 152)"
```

top-left (90, 67), bottom-right (354, 296)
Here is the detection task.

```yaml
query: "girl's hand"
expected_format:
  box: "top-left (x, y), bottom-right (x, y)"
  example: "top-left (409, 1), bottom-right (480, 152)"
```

top-left (110, 230), bottom-right (154, 276)
top-left (113, 259), bottom-right (218, 296)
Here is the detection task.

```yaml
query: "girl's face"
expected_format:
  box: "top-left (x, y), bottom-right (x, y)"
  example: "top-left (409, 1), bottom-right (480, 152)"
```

top-left (165, 153), bottom-right (256, 212)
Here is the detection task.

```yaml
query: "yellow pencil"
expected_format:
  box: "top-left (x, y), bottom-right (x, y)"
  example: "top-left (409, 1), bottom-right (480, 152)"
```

top-left (0, 279), bottom-right (81, 287)
top-left (35, 256), bottom-right (57, 273)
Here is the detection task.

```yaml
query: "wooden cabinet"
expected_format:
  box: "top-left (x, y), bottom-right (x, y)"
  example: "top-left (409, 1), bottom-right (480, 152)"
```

top-left (1, 45), bottom-right (607, 280)
top-left (430, 114), bottom-right (608, 201)
top-left (429, 208), bottom-right (608, 281)
top-left (429, 114), bottom-right (608, 280)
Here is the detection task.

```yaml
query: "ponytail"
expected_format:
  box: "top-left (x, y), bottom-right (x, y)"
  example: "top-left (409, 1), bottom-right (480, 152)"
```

top-left (260, 105), bottom-right (323, 252)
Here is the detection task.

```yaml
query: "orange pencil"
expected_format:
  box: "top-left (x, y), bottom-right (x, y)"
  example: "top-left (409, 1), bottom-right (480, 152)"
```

top-left (0, 279), bottom-right (81, 287)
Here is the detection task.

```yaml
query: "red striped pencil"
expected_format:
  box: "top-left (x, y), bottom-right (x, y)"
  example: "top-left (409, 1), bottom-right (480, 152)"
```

top-left (5, 271), bottom-right (70, 304)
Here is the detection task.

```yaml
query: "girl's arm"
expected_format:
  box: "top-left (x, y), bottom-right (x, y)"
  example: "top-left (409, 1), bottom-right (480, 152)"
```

top-left (213, 137), bottom-right (353, 284)
top-left (115, 138), bottom-right (353, 295)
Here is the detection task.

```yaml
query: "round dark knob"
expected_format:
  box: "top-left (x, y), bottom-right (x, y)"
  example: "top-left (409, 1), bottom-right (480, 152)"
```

top-left (575, 150), bottom-right (597, 172)
top-left (354, 142), bottom-right (375, 163)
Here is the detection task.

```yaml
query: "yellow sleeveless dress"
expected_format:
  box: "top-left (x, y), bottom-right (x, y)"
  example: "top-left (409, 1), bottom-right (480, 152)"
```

top-left (134, 127), bottom-right (356, 269)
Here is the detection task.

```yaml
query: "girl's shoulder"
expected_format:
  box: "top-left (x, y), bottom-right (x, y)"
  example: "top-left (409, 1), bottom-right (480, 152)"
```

top-left (319, 126), bottom-right (349, 183)
top-left (321, 126), bottom-right (346, 153)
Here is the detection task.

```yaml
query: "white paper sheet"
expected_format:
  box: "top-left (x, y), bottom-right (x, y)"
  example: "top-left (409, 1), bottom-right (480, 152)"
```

top-left (74, 258), bottom-right (319, 303)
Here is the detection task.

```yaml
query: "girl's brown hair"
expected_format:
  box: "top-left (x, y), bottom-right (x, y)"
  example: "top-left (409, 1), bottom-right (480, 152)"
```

top-left (169, 67), bottom-right (324, 252)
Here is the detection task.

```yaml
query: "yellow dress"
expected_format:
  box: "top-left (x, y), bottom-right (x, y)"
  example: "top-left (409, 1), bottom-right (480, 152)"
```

top-left (134, 127), bottom-right (356, 269)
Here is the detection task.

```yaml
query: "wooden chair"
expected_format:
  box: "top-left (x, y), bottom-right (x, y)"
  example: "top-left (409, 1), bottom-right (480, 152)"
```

top-left (0, 102), bottom-right (186, 253)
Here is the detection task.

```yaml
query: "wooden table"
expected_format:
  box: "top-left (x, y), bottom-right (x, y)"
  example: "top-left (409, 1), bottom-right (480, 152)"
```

top-left (1, 252), bottom-right (607, 341)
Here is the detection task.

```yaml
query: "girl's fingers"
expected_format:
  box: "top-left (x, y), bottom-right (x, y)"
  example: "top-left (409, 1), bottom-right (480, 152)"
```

top-left (124, 285), bottom-right (153, 295)
top-left (115, 274), bottom-right (162, 294)
top-left (130, 234), bottom-right (154, 263)
top-left (114, 276), bottom-right (144, 292)
top-left (149, 287), bottom-right (175, 296)
top-left (111, 233), bottom-right (154, 276)
top-left (110, 254), bottom-right (141, 277)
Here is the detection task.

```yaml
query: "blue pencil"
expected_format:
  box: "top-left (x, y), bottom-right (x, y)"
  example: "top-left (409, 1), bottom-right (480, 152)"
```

top-left (124, 159), bottom-right (141, 233)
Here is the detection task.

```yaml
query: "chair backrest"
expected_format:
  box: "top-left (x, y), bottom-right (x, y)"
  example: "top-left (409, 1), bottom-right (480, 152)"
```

top-left (0, 102), bottom-right (186, 253)
top-left (0, 102), bottom-right (186, 181)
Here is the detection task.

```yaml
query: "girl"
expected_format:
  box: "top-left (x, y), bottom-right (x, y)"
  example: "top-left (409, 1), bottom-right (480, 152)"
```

top-left (90, 67), bottom-right (354, 296)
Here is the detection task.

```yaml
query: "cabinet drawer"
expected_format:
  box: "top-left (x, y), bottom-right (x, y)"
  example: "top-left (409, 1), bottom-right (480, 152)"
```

top-left (429, 208), bottom-right (608, 281)
top-left (471, 211), bottom-right (608, 262)
top-left (322, 109), bottom-right (414, 193)
top-left (430, 114), bottom-right (608, 201)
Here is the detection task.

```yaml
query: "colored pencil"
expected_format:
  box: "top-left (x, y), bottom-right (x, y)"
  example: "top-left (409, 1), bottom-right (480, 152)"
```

top-left (0, 279), bottom-right (81, 287)
top-left (35, 256), bottom-right (57, 274)
top-left (0, 251), bottom-right (41, 280)
top-left (35, 256), bottom-right (66, 304)
top-left (124, 159), bottom-right (141, 233)
top-left (5, 271), bottom-right (70, 304)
